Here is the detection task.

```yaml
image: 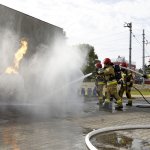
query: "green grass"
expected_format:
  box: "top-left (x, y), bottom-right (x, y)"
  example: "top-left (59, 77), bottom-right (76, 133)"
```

top-left (131, 90), bottom-right (150, 95)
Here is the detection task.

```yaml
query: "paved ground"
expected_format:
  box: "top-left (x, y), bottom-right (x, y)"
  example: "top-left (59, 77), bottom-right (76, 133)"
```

top-left (0, 97), bottom-right (150, 150)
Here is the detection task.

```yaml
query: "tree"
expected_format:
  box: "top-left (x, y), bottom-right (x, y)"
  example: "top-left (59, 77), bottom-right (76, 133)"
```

top-left (145, 65), bottom-right (150, 74)
top-left (138, 68), bottom-right (143, 74)
top-left (139, 65), bottom-right (150, 74)
top-left (77, 44), bottom-right (98, 80)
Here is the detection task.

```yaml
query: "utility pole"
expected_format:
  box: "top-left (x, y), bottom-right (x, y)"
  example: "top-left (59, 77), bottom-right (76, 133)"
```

top-left (124, 22), bottom-right (132, 68)
top-left (142, 29), bottom-right (145, 75)
top-left (142, 29), bottom-right (145, 84)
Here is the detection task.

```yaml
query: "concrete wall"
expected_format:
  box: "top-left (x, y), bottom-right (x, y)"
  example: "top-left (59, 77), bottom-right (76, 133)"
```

top-left (0, 4), bottom-right (67, 101)
top-left (0, 4), bottom-right (66, 58)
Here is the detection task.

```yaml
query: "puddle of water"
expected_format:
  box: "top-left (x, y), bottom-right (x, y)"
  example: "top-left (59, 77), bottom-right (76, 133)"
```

top-left (91, 132), bottom-right (150, 150)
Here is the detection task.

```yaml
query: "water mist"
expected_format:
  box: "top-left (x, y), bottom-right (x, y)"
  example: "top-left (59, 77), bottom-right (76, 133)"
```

top-left (0, 29), bottom-right (88, 117)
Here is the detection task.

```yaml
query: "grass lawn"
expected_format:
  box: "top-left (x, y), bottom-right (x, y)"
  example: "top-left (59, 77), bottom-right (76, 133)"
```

top-left (131, 90), bottom-right (150, 95)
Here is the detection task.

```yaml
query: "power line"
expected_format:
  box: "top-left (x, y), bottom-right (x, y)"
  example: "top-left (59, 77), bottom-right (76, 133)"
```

top-left (132, 33), bottom-right (142, 47)
top-left (145, 30), bottom-right (150, 35)
top-left (133, 32), bottom-right (150, 58)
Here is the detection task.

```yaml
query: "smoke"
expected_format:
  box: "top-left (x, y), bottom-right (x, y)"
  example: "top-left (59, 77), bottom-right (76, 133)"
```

top-left (0, 28), bottom-right (88, 117)
top-left (0, 29), bottom-right (20, 72)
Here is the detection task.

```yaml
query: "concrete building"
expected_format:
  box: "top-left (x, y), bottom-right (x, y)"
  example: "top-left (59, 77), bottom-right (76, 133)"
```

top-left (112, 56), bottom-right (136, 70)
top-left (0, 4), bottom-right (66, 58)
top-left (0, 4), bottom-right (67, 101)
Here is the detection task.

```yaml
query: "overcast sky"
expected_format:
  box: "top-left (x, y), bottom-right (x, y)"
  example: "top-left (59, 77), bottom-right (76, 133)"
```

top-left (0, 0), bottom-right (150, 68)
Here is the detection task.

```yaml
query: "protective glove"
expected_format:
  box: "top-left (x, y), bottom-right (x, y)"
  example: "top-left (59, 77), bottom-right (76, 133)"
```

top-left (118, 79), bottom-right (123, 84)
top-left (97, 68), bottom-right (104, 74)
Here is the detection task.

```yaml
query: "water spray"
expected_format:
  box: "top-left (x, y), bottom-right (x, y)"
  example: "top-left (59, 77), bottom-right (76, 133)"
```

top-left (42, 72), bottom-right (93, 101)
top-left (66, 73), bottom-right (92, 85)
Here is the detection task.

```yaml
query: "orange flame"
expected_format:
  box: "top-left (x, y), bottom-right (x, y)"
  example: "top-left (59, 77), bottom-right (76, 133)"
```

top-left (3, 127), bottom-right (20, 150)
top-left (5, 39), bottom-right (28, 74)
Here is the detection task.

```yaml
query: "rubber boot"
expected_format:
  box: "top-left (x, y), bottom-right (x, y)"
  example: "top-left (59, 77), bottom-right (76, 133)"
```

top-left (126, 100), bottom-right (132, 106)
top-left (115, 105), bottom-right (123, 111)
top-left (115, 99), bottom-right (123, 111)
top-left (97, 97), bottom-right (103, 105)
top-left (103, 99), bottom-right (110, 109)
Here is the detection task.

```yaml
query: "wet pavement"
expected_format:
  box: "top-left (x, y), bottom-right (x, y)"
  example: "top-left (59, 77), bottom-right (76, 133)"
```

top-left (0, 97), bottom-right (150, 150)
top-left (91, 131), bottom-right (150, 150)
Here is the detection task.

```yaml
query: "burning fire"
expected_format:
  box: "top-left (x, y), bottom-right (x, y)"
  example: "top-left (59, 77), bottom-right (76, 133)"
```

top-left (5, 39), bottom-right (28, 74)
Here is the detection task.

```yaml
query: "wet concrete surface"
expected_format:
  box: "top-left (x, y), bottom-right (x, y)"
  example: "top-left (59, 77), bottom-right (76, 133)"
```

top-left (91, 131), bottom-right (150, 150)
top-left (0, 97), bottom-right (150, 150)
top-left (0, 105), bottom-right (86, 150)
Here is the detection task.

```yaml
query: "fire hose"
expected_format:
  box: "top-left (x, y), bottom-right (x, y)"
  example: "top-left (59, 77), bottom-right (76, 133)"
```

top-left (84, 69), bottom-right (150, 149)
top-left (120, 66), bottom-right (150, 108)
top-left (85, 67), bottom-right (150, 150)
top-left (120, 66), bottom-right (144, 76)
top-left (85, 125), bottom-right (150, 150)
top-left (133, 86), bottom-right (150, 108)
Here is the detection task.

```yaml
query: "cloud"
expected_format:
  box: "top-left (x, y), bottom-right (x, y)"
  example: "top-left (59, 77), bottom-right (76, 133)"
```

top-left (0, 0), bottom-right (150, 68)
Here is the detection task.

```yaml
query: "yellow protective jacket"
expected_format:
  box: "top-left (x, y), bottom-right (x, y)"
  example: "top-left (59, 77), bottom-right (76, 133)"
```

top-left (95, 74), bottom-right (105, 85)
top-left (147, 74), bottom-right (150, 79)
top-left (120, 70), bottom-right (133, 87)
top-left (103, 65), bottom-right (117, 85)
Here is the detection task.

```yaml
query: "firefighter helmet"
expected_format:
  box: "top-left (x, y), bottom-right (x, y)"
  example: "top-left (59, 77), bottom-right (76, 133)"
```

top-left (120, 62), bottom-right (127, 68)
top-left (103, 58), bottom-right (111, 65)
top-left (95, 62), bottom-right (102, 68)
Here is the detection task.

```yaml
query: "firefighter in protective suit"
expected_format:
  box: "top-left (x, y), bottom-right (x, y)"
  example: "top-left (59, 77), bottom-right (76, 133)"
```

top-left (95, 62), bottom-right (105, 105)
top-left (119, 62), bottom-right (134, 106)
top-left (143, 74), bottom-right (150, 79)
top-left (142, 65), bottom-right (150, 79)
top-left (102, 58), bottom-right (123, 110)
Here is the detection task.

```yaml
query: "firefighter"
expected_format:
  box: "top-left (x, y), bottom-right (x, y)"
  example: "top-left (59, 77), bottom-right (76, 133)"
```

top-left (95, 62), bottom-right (105, 105)
top-left (143, 74), bottom-right (150, 79)
top-left (102, 58), bottom-right (123, 110)
top-left (119, 62), bottom-right (134, 106)
top-left (142, 64), bottom-right (150, 79)
top-left (147, 74), bottom-right (150, 78)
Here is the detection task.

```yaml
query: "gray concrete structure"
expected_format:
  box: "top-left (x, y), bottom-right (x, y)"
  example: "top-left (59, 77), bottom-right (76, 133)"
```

top-left (0, 4), bottom-right (66, 101)
top-left (0, 4), bottom-right (66, 57)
